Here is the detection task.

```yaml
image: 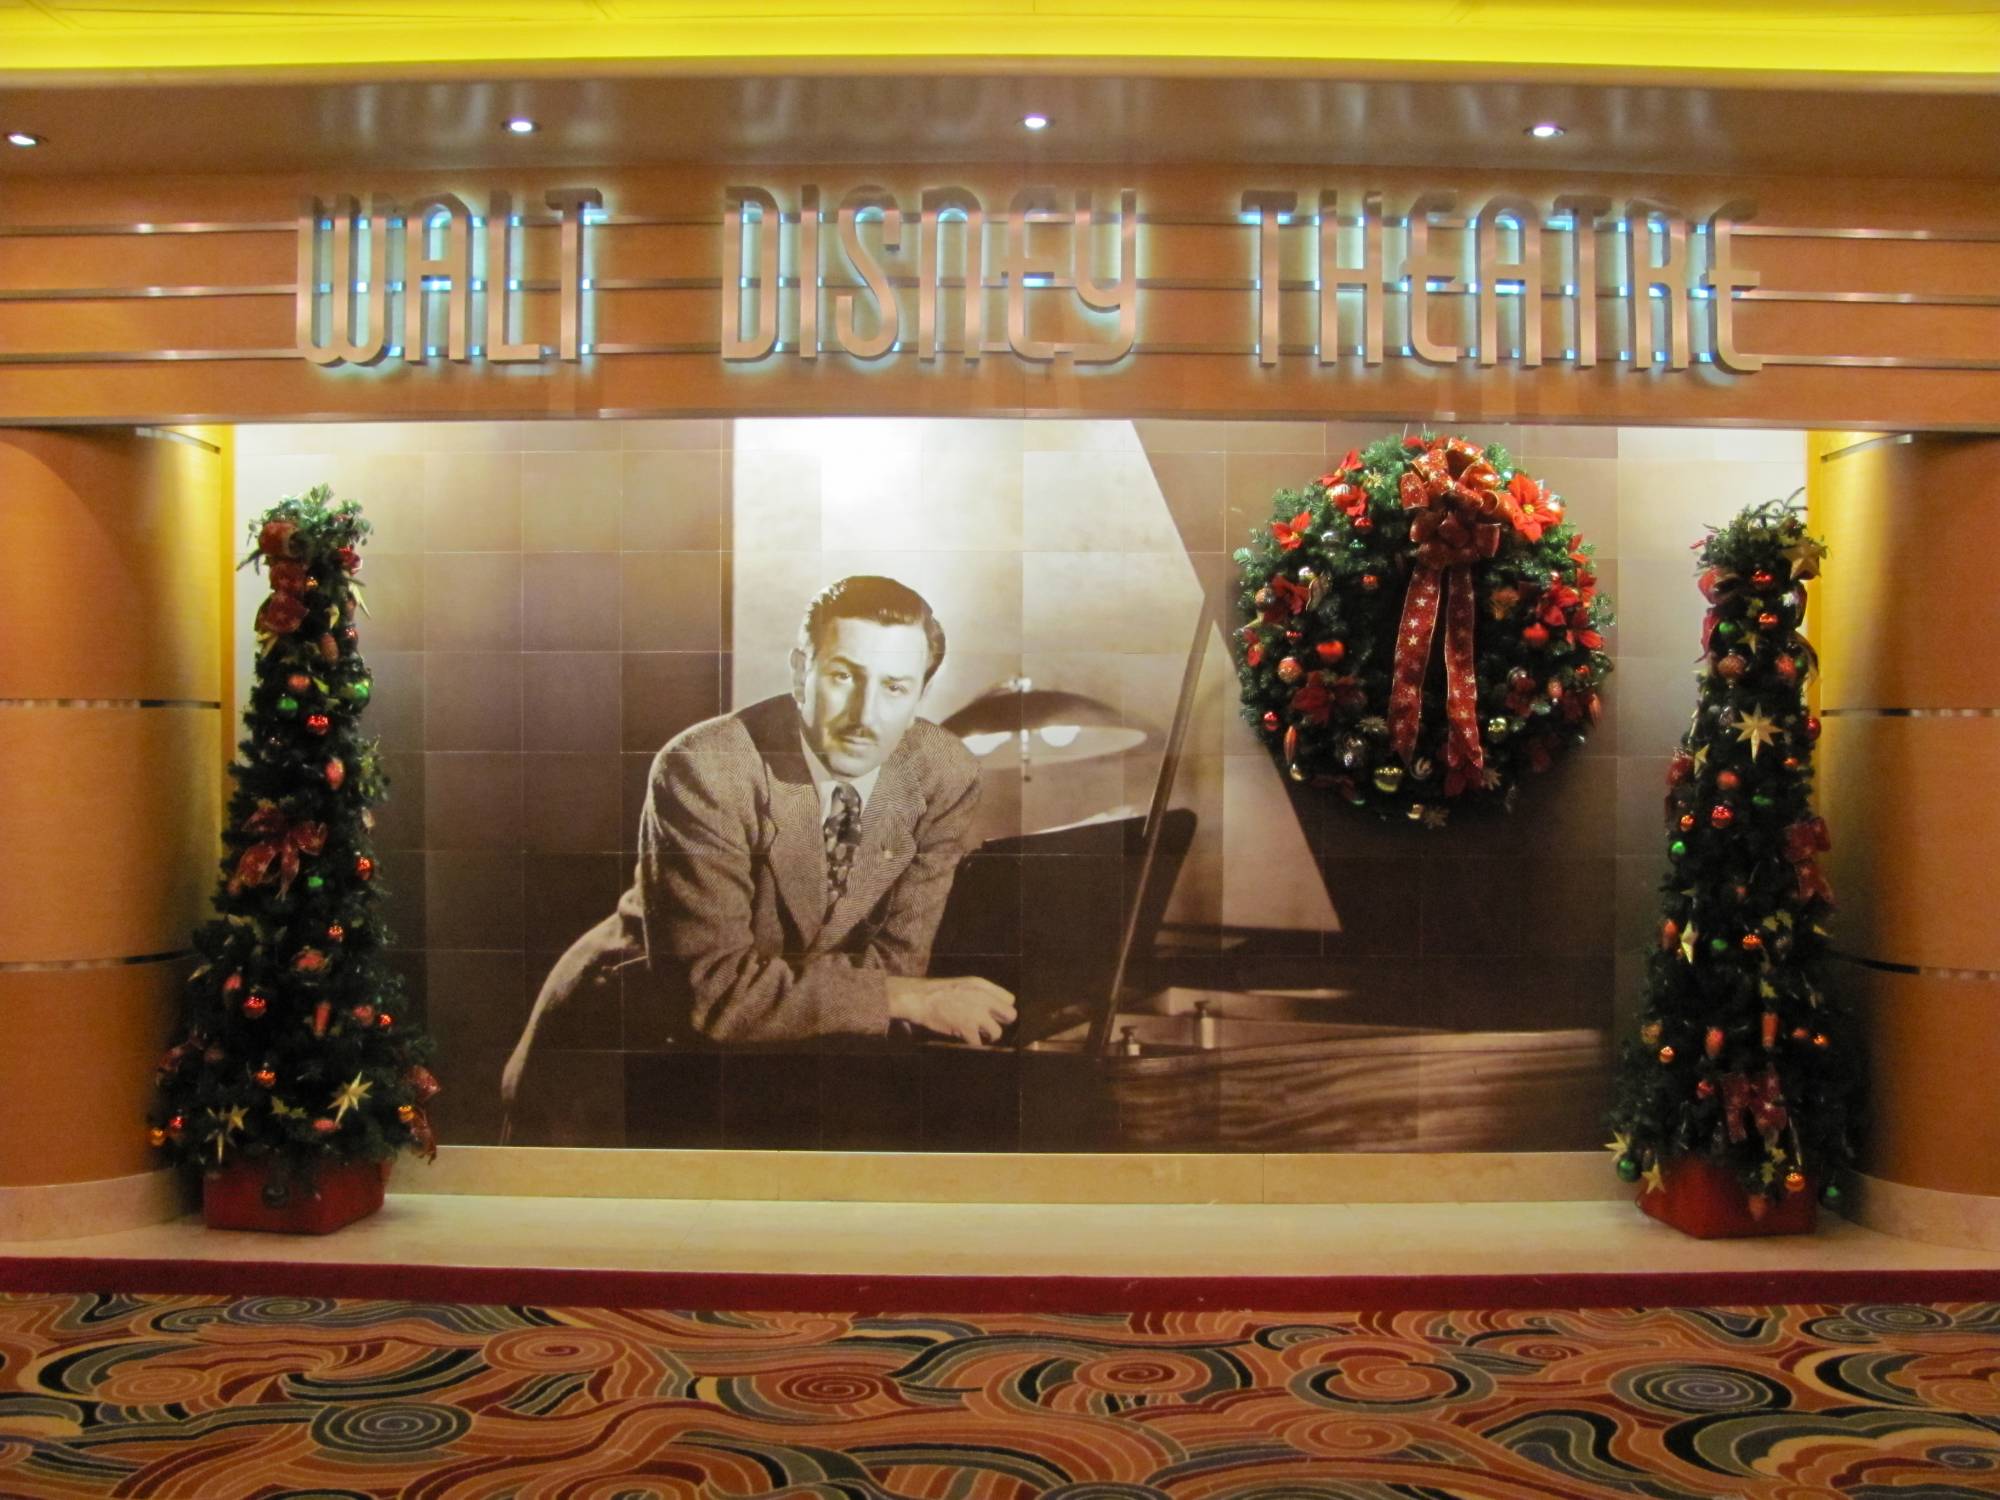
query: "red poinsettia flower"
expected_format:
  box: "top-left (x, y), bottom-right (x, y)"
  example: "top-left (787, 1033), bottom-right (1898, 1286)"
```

top-left (1539, 583), bottom-right (1582, 627)
top-left (1503, 472), bottom-right (1563, 542)
top-left (1270, 509), bottom-right (1314, 551)
top-left (1240, 624), bottom-right (1266, 667)
top-left (1289, 673), bottom-right (1332, 725)
top-left (1262, 574), bottom-right (1310, 620)
top-left (1328, 674), bottom-right (1367, 713)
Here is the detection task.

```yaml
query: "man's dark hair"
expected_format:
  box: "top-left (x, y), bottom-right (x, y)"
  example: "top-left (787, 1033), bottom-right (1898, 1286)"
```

top-left (799, 575), bottom-right (946, 684)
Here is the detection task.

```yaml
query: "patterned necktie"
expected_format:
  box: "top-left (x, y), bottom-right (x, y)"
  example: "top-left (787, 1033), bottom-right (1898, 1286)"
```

top-left (823, 781), bottom-right (862, 914)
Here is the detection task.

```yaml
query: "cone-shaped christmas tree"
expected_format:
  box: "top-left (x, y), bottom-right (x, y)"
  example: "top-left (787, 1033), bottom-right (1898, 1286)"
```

top-left (151, 486), bottom-right (438, 1182)
top-left (1608, 500), bottom-right (1858, 1214)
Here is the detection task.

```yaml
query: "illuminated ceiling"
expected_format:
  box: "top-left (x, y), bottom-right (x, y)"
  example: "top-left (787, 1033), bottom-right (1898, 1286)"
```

top-left (2, 1), bottom-right (1999, 83)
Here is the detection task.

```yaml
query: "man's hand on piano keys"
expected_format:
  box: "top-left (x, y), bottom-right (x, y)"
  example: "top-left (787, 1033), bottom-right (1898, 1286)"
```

top-left (885, 975), bottom-right (1018, 1045)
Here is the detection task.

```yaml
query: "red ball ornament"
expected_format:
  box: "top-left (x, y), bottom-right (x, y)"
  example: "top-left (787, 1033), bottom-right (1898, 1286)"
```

top-left (1757, 611), bottom-right (1781, 632)
top-left (1678, 813), bottom-right (1696, 833)
top-left (242, 994), bottom-right (269, 1019)
top-left (1359, 573), bottom-right (1381, 592)
top-left (222, 973), bottom-right (244, 996)
top-left (1658, 1045), bottom-right (1676, 1065)
top-left (1659, 919), bottom-right (1679, 951)
top-left (1261, 710), bottom-right (1281, 733)
top-left (1695, 1079), bottom-right (1715, 1100)
top-left (1775, 656), bottom-right (1799, 684)
top-left (1710, 804), bottom-right (1736, 829)
top-left (1791, 1026), bottom-right (1810, 1042)
top-left (1246, 643), bottom-right (1264, 666)
top-left (1782, 755), bottom-right (1802, 773)
top-left (351, 1004), bottom-right (375, 1026)
top-left (287, 672), bottom-right (312, 693)
top-left (1705, 1026), bottom-right (1724, 1059)
top-left (293, 948), bottom-right (327, 973)
top-left (168, 1113), bottom-right (186, 1133)
top-left (1805, 715), bottom-right (1822, 741)
top-left (1522, 622), bottom-right (1550, 648)
top-left (1353, 513), bottom-right (1374, 531)
top-left (1667, 751), bottom-right (1694, 786)
top-left (326, 923), bottom-right (345, 944)
top-left (1741, 931), bottom-right (1764, 952)
top-left (318, 633), bottom-right (340, 662)
top-left (1284, 629), bottom-right (1303, 643)
top-left (254, 1067), bottom-right (277, 1089)
top-left (1812, 1032), bottom-right (1830, 1049)
top-left (355, 856), bottom-right (375, 881)
top-left (1717, 769), bottom-right (1741, 793)
top-left (1751, 568), bottom-right (1778, 590)
top-left (376, 1012), bottom-right (394, 1030)
top-left (1715, 654), bottom-right (1748, 680)
top-left (312, 1117), bottom-right (337, 1135)
top-left (325, 758), bottom-right (346, 789)
top-left (1545, 679), bottom-right (1564, 701)
top-left (305, 712), bottom-right (332, 736)
top-left (1316, 640), bottom-right (1347, 664)
top-left (1784, 1169), bottom-right (1807, 1195)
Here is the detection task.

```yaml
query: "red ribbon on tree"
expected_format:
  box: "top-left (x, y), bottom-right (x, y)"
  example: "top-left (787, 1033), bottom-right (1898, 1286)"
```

top-left (404, 1064), bottom-right (442, 1161)
top-left (1719, 1067), bottom-right (1789, 1145)
top-left (1783, 816), bottom-right (1835, 904)
top-left (1388, 438), bottom-right (1507, 791)
top-left (226, 802), bottom-right (328, 897)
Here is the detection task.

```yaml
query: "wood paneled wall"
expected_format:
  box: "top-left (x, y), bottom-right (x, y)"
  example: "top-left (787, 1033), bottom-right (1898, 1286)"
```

top-left (3, 166), bottom-right (2000, 429)
top-left (0, 428), bottom-right (225, 1187)
top-left (1809, 431), bottom-right (2000, 1199)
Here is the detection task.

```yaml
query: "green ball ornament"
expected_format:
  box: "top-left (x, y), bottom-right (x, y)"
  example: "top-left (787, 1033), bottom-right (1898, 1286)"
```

top-left (1615, 1155), bottom-right (1640, 1183)
top-left (305, 874), bottom-right (326, 893)
top-left (1752, 793), bottom-right (1776, 811)
top-left (1709, 937), bottom-right (1730, 954)
top-left (1714, 619), bottom-right (1739, 641)
top-left (341, 678), bottom-right (373, 705)
top-left (276, 695), bottom-right (299, 715)
top-left (1669, 840), bottom-right (1688, 859)
top-left (1820, 1182), bottom-right (1843, 1209)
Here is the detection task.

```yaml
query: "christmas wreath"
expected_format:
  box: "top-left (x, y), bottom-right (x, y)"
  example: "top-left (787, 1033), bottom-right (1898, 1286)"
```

top-left (1234, 433), bottom-right (1613, 826)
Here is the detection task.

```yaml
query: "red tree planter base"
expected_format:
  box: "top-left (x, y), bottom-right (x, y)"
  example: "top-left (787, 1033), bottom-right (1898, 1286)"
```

top-left (203, 1159), bottom-right (388, 1235)
top-left (1639, 1155), bottom-right (1816, 1239)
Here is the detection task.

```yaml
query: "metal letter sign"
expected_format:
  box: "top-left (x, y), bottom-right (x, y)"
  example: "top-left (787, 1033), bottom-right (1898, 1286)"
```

top-left (296, 184), bottom-right (1762, 374)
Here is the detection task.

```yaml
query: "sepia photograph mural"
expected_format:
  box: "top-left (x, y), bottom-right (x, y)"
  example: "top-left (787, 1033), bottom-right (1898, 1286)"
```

top-left (233, 417), bottom-right (1807, 1154)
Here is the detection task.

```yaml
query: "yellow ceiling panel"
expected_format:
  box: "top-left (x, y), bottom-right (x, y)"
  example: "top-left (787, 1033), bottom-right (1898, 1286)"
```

top-left (3, 0), bottom-right (1998, 81)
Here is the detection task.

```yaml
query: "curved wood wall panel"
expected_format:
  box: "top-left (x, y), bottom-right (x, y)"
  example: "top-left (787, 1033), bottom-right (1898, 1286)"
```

top-left (0, 707), bottom-right (218, 964)
top-left (1817, 715), bottom-right (2000, 973)
top-left (1811, 432), bottom-right (2000, 713)
top-left (0, 429), bottom-right (223, 702)
top-left (1809, 431), bottom-right (2000, 1201)
top-left (0, 963), bottom-right (186, 1187)
top-left (1850, 967), bottom-right (2000, 1200)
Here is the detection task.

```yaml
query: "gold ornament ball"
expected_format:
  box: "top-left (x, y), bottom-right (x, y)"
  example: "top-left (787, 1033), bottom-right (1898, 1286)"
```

top-left (1372, 764), bottom-right (1404, 794)
top-left (147, 1127), bottom-right (167, 1148)
top-left (397, 1104), bottom-right (416, 1124)
top-left (1784, 1169), bottom-right (1807, 1195)
top-left (1640, 1021), bottom-right (1662, 1045)
top-left (1658, 1045), bottom-right (1676, 1064)
top-left (1276, 656), bottom-right (1304, 684)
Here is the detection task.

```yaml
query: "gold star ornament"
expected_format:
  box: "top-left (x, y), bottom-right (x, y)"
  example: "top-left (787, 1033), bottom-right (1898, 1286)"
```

top-left (1733, 707), bottom-right (1780, 761)
top-left (1639, 1161), bottom-right (1667, 1196)
top-left (1680, 923), bottom-right (1699, 964)
top-left (330, 1072), bottom-right (374, 1125)
top-left (1782, 534), bottom-right (1826, 579)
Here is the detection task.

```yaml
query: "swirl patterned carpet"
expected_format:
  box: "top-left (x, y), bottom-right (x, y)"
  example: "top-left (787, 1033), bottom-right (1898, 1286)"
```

top-left (1, 1293), bottom-right (1997, 1498)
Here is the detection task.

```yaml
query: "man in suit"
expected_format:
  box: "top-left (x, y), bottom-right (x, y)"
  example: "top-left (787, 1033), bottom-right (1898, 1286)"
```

top-left (502, 575), bottom-right (1015, 1134)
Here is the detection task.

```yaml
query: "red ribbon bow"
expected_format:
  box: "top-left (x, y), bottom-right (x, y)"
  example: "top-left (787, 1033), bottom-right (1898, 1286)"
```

top-left (1783, 816), bottom-right (1835, 904)
top-left (404, 1065), bottom-right (442, 1161)
top-left (227, 803), bottom-right (328, 897)
top-left (1388, 439), bottom-right (1507, 782)
top-left (1720, 1068), bottom-right (1789, 1145)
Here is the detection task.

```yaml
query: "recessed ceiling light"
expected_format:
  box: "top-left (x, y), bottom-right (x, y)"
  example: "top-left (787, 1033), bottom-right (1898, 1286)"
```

top-left (503, 118), bottom-right (538, 135)
top-left (1022, 113), bottom-right (1050, 132)
top-left (1526, 121), bottom-right (1565, 139)
top-left (6, 131), bottom-right (43, 148)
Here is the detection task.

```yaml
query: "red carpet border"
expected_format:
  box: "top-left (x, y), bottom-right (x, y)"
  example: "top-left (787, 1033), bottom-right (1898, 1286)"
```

top-left (1, 1293), bottom-right (1997, 1498)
